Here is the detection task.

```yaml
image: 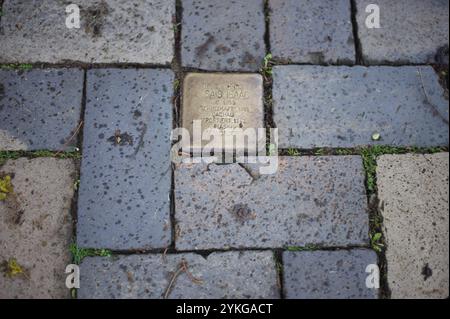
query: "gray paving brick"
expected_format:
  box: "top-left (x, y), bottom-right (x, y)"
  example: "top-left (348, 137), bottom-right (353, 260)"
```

top-left (0, 158), bottom-right (75, 299)
top-left (181, 0), bottom-right (266, 71)
top-left (377, 153), bottom-right (449, 299)
top-left (78, 251), bottom-right (279, 299)
top-left (356, 0), bottom-right (449, 64)
top-left (0, 69), bottom-right (83, 151)
top-left (270, 0), bottom-right (355, 64)
top-left (283, 249), bottom-right (378, 299)
top-left (0, 0), bottom-right (174, 64)
top-left (77, 69), bottom-right (174, 250)
top-left (273, 66), bottom-right (449, 149)
top-left (174, 156), bottom-right (369, 250)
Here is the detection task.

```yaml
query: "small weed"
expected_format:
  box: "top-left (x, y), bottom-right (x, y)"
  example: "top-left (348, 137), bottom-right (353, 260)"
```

top-left (314, 148), bottom-right (326, 156)
top-left (286, 244), bottom-right (319, 251)
top-left (1, 64), bottom-right (33, 70)
top-left (370, 233), bottom-right (384, 253)
top-left (267, 143), bottom-right (277, 156)
top-left (261, 53), bottom-right (274, 78)
top-left (370, 213), bottom-right (383, 230)
top-left (286, 148), bottom-right (300, 156)
top-left (275, 261), bottom-right (283, 273)
top-left (335, 148), bottom-right (354, 155)
top-left (172, 22), bottom-right (181, 33)
top-left (69, 243), bottom-right (112, 264)
top-left (359, 145), bottom-right (446, 194)
top-left (173, 79), bottom-right (180, 91)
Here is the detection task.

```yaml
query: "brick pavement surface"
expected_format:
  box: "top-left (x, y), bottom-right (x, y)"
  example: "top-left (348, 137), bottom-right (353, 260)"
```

top-left (0, 0), bottom-right (448, 299)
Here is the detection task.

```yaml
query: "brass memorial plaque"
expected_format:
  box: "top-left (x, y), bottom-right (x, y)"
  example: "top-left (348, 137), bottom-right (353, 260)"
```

top-left (182, 73), bottom-right (264, 153)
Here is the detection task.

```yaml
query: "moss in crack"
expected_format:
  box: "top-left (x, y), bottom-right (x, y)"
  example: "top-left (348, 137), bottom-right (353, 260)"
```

top-left (0, 150), bottom-right (81, 166)
top-left (69, 243), bottom-right (112, 265)
top-left (285, 244), bottom-right (319, 252)
top-left (1, 64), bottom-right (33, 70)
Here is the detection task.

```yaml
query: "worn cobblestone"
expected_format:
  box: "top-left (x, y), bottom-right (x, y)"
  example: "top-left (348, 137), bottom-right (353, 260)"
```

top-left (356, 0), bottom-right (449, 64)
top-left (377, 153), bottom-right (449, 298)
top-left (175, 156), bottom-right (369, 250)
top-left (270, 0), bottom-right (355, 64)
top-left (0, 69), bottom-right (83, 150)
top-left (181, 0), bottom-right (266, 71)
top-left (0, 158), bottom-right (75, 299)
top-left (283, 249), bottom-right (378, 299)
top-left (273, 65), bottom-right (449, 149)
top-left (78, 251), bottom-right (279, 299)
top-left (76, 69), bottom-right (173, 250)
top-left (0, 0), bottom-right (175, 64)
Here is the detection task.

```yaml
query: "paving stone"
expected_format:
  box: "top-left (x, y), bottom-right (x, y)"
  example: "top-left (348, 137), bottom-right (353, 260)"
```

top-left (377, 153), bottom-right (449, 299)
top-left (174, 156), bottom-right (369, 250)
top-left (0, 158), bottom-right (76, 299)
top-left (181, 0), bottom-right (266, 71)
top-left (270, 0), bottom-right (355, 64)
top-left (283, 249), bottom-right (378, 299)
top-left (273, 66), bottom-right (449, 149)
top-left (0, 69), bottom-right (83, 151)
top-left (0, 0), bottom-right (174, 64)
top-left (356, 0), bottom-right (449, 64)
top-left (77, 69), bottom-right (174, 250)
top-left (78, 251), bottom-right (279, 299)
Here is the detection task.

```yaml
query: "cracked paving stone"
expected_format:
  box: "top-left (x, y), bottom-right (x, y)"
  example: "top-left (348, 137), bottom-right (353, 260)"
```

top-left (0, 158), bottom-right (76, 299)
top-left (283, 249), bottom-right (378, 299)
top-left (273, 65), bottom-right (449, 149)
top-left (377, 153), bottom-right (449, 299)
top-left (0, 68), bottom-right (83, 151)
top-left (0, 0), bottom-right (174, 64)
top-left (77, 69), bottom-right (173, 250)
top-left (181, 0), bottom-right (266, 71)
top-left (174, 156), bottom-right (369, 250)
top-left (356, 0), bottom-right (449, 64)
top-left (270, 0), bottom-right (355, 64)
top-left (78, 251), bottom-right (279, 299)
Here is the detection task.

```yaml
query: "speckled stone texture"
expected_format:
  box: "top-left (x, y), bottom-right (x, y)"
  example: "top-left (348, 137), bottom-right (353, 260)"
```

top-left (0, 69), bottom-right (83, 151)
top-left (77, 69), bottom-right (173, 250)
top-left (356, 0), bottom-right (449, 64)
top-left (78, 251), bottom-right (279, 299)
top-left (174, 156), bottom-right (369, 250)
top-left (283, 249), bottom-right (378, 299)
top-left (377, 153), bottom-right (449, 299)
top-left (0, 0), bottom-right (174, 64)
top-left (270, 0), bottom-right (354, 64)
top-left (273, 66), bottom-right (449, 149)
top-left (0, 158), bottom-right (76, 299)
top-left (181, 0), bottom-right (266, 71)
